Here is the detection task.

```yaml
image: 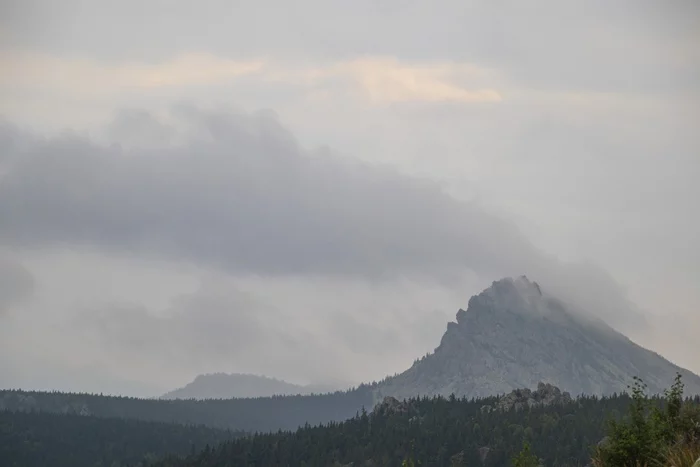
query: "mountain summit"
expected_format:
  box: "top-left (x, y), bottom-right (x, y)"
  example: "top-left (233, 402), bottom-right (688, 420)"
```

top-left (376, 276), bottom-right (700, 400)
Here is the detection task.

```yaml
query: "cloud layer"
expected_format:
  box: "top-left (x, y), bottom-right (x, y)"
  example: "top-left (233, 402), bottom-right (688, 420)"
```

top-left (5, 1), bottom-right (698, 92)
top-left (0, 254), bottom-right (34, 314)
top-left (2, 0), bottom-right (698, 392)
top-left (0, 107), bottom-right (645, 332)
top-left (0, 108), bottom-right (536, 280)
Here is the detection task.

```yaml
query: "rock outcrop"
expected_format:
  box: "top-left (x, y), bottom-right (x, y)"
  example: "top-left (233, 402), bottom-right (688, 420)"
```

top-left (375, 276), bottom-right (700, 400)
top-left (481, 382), bottom-right (573, 412)
top-left (372, 396), bottom-right (413, 416)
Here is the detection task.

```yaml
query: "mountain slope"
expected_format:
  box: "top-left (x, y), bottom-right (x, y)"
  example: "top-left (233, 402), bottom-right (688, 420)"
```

top-left (161, 373), bottom-right (338, 400)
top-left (376, 276), bottom-right (700, 400)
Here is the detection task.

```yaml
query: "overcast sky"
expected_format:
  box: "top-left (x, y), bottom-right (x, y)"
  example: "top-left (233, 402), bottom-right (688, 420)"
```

top-left (1, 0), bottom-right (698, 396)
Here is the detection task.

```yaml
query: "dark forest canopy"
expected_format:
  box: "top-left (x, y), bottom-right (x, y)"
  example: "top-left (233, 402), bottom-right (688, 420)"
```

top-left (0, 385), bottom-right (376, 432)
top-left (1, 391), bottom-right (632, 467)
top-left (151, 392), bottom-right (629, 467)
top-left (0, 410), bottom-right (240, 467)
top-left (154, 388), bottom-right (700, 467)
top-left (3, 379), bottom-right (699, 466)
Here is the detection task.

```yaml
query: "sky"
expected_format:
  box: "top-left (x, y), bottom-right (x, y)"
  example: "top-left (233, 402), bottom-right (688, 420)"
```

top-left (1, 0), bottom-right (698, 396)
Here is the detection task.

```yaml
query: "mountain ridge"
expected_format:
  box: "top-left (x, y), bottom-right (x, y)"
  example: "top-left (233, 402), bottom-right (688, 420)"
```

top-left (161, 373), bottom-right (341, 400)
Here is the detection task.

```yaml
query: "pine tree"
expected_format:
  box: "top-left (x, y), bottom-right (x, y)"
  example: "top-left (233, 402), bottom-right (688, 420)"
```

top-left (512, 442), bottom-right (540, 467)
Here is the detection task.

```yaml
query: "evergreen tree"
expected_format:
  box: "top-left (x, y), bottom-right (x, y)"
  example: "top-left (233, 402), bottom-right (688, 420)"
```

top-left (512, 442), bottom-right (540, 467)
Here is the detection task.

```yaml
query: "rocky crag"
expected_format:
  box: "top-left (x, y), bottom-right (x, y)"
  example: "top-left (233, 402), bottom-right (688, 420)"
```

top-left (375, 276), bottom-right (700, 401)
top-left (487, 382), bottom-right (573, 412)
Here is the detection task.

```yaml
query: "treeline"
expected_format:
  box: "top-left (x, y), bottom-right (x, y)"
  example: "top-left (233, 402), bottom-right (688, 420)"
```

top-left (154, 393), bottom-right (638, 466)
top-left (0, 410), bottom-right (239, 467)
top-left (0, 385), bottom-right (375, 432)
top-left (155, 381), bottom-right (700, 467)
top-left (3, 379), bottom-right (698, 466)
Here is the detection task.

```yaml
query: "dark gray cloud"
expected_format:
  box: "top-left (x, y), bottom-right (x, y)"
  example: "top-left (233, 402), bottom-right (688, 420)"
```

top-left (0, 107), bottom-right (645, 333)
top-left (0, 107), bottom-right (541, 281)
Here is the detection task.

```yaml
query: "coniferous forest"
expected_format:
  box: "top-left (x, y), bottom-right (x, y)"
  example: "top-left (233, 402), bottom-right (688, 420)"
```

top-left (152, 393), bottom-right (631, 467)
top-left (0, 385), bottom-right (375, 432)
top-left (0, 410), bottom-right (240, 467)
top-left (2, 377), bottom-right (699, 466)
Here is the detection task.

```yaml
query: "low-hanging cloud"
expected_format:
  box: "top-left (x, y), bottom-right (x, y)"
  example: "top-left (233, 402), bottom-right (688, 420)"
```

top-left (0, 107), bottom-right (539, 279)
top-left (0, 107), bottom-right (645, 333)
top-left (0, 253), bottom-right (34, 314)
top-left (71, 278), bottom-right (407, 387)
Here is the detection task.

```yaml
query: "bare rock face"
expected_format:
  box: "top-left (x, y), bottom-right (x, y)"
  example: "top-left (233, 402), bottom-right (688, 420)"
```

top-left (372, 396), bottom-right (411, 416)
top-left (477, 446), bottom-right (491, 462)
top-left (375, 276), bottom-right (700, 400)
top-left (485, 382), bottom-right (573, 412)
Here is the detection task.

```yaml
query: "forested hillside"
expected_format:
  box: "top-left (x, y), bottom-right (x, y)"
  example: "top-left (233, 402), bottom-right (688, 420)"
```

top-left (154, 392), bottom-right (636, 466)
top-left (4, 379), bottom-right (698, 466)
top-left (0, 410), bottom-right (240, 467)
top-left (0, 385), bottom-right (374, 432)
top-left (152, 376), bottom-right (700, 467)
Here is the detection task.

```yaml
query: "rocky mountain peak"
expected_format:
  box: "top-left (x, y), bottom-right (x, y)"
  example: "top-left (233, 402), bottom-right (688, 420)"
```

top-left (455, 276), bottom-right (549, 326)
top-left (374, 277), bottom-right (700, 401)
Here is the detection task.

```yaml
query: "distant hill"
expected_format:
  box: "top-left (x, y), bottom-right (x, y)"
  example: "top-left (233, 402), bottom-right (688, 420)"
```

top-left (161, 373), bottom-right (340, 400)
top-left (376, 276), bottom-right (700, 401)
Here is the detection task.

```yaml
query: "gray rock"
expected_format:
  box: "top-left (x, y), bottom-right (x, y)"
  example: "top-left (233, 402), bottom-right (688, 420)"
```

top-left (479, 381), bottom-right (572, 412)
top-left (372, 396), bottom-right (411, 416)
top-left (478, 446), bottom-right (491, 462)
top-left (375, 276), bottom-right (700, 400)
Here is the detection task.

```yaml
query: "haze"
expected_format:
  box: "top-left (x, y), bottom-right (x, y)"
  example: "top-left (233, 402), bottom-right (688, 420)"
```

top-left (1, 0), bottom-right (698, 397)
